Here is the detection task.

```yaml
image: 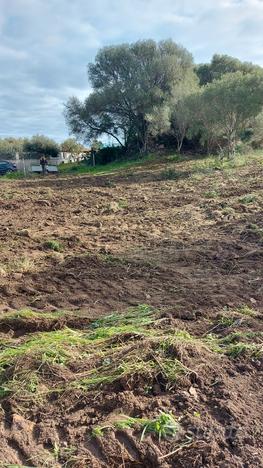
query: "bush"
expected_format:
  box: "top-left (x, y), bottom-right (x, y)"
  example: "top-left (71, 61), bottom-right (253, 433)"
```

top-left (161, 167), bottom-right (178, 180)
top-left (43, 240), bottom-right (63, 252)
top-left (92, 146), bottom-right (126, 166)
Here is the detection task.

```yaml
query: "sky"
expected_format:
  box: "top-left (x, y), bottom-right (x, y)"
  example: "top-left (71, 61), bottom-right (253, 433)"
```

top-left (0, 0), bottom-right (263, 142)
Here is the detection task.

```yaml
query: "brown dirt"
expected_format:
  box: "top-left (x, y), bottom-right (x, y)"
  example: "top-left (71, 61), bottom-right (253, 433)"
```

top-left (0, 155), bottom-right (262, 467)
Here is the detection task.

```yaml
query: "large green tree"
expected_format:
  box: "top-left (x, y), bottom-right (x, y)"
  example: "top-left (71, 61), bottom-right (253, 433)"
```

top-left (61, 138), bottom-right (85, 153)
top-left (65, 39), bottom-right (196, 152)
top-left (24, 135), bottom-right (60, 158)
top-left (0, 137), bottom-right (25, 160)
top-left (189, 71), bottom-right (263, 154)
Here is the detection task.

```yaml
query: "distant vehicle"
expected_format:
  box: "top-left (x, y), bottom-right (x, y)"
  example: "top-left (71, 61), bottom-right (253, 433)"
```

top-left (0, 161), bottom-right (17, 176)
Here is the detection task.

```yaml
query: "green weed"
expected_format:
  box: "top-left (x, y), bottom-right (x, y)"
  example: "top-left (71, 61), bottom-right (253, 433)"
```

top-left (141, 412), bottom-right (180, 442)
top-left (91, 304), bottom-right (155, 329)
top-left (219, 316), bottom-right (236, 327)
top-left (205, 331), bottom-right (263, 358)
top-left (224, 342), bottom-right (260, 358)
top-left (92, 412), bottom-right (180, 443)
top-left (0, 303), bottom-right (261, 409)
top-left (161, 167), bottom-right (178, 180)
top-left (247, 224), bottom-right (263, 239)
top-left (43, 239), bottom-right (63, 252)
top-left (239, 194), bottom-right (257, 204)
top-left (204, 190), bottom-right (218, 199)
top-left (91, 425), bottom-right (110, 437)
top-left (0, 309), bottom-right (65, 322)
top-left (118, 199), bottom-right (128, 209)
top-left (237, 305), bottom-right (257, 316)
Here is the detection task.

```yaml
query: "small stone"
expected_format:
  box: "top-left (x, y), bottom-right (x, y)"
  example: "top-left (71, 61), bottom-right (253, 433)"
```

top-left (189, 386), bottom-right (198, 400)
top-left (12, 273), bottom-right (23, 280)
top-left (37, 199), bottom-right (51, 207)
top-left (16, 229), bottom-right (30, 238)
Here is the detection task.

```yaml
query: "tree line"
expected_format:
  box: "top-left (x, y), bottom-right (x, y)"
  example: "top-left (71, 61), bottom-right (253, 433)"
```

top-left (65, 39), bottom-right (263, 157)
top-left (0, 135), bottom-right (86, 160)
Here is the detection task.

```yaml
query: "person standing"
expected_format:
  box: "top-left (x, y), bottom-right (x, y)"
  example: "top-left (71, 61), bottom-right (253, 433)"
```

top-left (40, 155), bottom-right (48, 175)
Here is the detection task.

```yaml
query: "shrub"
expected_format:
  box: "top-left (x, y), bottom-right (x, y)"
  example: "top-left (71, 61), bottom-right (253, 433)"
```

top-left (161, 167), bottom-right (178, 180)
top-left (43, 240), bottom-right (63, 252)
top-left (92, 146), bottom-right (126, 166)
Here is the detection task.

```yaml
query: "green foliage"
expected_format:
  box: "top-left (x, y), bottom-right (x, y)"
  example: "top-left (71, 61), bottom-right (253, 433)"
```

top-left (140, 412), bottom-right (180, 442)
top-left (219, 316), bottom-right (236, 327)
top-left (91, 412), bottom-right (180, 442)
top-left (247, 224), bottom-right (263, 239)
top-left (196, 54), bottom-right (261, 86)
top-left (90, 304), bottom-right (155, 329)
top-left (2, 171), bottom-right (25, 180)
top-left (0, 137), bottom-right (25, 160)
top-left (43, 239), bottom-right (63, 252)
top-left (0, 308), bottom-right (65, 322)
top-left (204, 190), bottom-right (218, 198)
top-left (161, 167), bottom-right (178, 180)
top-left (0, 305), bottom-right (190, 404)
top-left (239, 194), bottom-right (257, 204)
top-left (60, 138), bottom-right (85, 153)
top-left (58, 152), bottom-right (153, 175)
top-left (188, 71), bottom-right (263, 155)
top-left (91, 426), bottom-right (109, 437)
top-left (65, 39), bottom-right (195, 152)
top-left (0, 302), bottom-right (261, 410)
top-left (251, 111), bottom-right (263, 148)
top-left (205, 331), bottom-right (263, 358)
top-left (224, 342), bottom-right (260, 358)
top-left (92, 146), bottom-right (126, 165)
top-left (24, 134), bottom-right (60, 158)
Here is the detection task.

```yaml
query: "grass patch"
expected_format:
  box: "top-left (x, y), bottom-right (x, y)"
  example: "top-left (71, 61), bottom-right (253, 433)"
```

top-left (0, 257), bottom-right (36, 276)
top-left (0, 305), bottom-right (191, 405)
top-left (205, 331), bottom-right (263, 358)
top-left (219, 316), bottom-right (237, 327)
top-left (92, 412), bottom-right (180, 442)
top-left (1, 171), bottom-right (25, 180)
top-left (140, 412), bottom-right (180, 441)
top-left (0, 304), bottom-right (261, 408)
top-left (118, 199), bottom-right (128, 209)
top-left (58, 153), bottom-right (156, 176)
top-left (239, 194), bottom-right (257, 204)
top-left (160, 167), bottom-right (179, 180)
top-left (204, 190), bottom-right (219, 199)
top-left (0, 308), bottom-right (66, 322)
top-left (91, 304), bottom-right (155, 329)
top-left (43, 239), bottom-right (63, 252)
top-left (247, 223), bottom-right (263, 239)
top-left (237, 305), bottom-right (257, 316)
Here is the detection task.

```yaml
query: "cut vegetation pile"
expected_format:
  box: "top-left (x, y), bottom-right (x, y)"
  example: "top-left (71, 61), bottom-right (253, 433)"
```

top-left (0, 152), bottom-right (262, 467)
top-left (0, 305), bottom-right (262, 467)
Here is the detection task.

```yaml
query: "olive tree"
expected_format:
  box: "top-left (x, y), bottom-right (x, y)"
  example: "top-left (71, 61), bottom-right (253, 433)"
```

top-left (65, 39), bottom-right (195, 152)
top-left (190, 71), bottom-right (263, 155)
top-left (0, 138), bottom-right (25, 160)
top-left (61, 138), bottom-right (84, 153)
top-left (24, 135), bottom-right (60, 158)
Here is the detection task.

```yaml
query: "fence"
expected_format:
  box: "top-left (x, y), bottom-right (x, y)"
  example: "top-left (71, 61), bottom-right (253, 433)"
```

top-left (9, 152), bottom-right (86, 174)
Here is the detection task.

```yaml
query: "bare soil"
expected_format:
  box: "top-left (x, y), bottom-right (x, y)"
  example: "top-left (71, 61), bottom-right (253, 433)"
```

top-left (0, 155), bottom-right (262, 467)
